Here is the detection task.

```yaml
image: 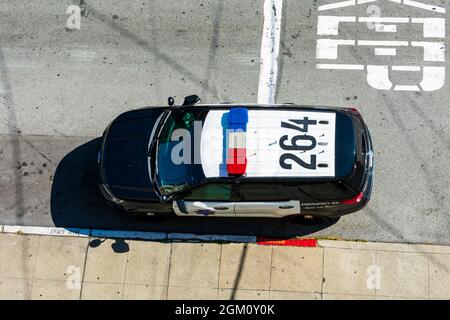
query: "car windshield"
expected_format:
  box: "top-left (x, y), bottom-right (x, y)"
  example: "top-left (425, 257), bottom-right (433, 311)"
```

top-left (155, 109), bottom-right (207, 196)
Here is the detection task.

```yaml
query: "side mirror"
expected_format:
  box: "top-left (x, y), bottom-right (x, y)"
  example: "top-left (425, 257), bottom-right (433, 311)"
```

top-left (182, 95), bottom-right (201, 106)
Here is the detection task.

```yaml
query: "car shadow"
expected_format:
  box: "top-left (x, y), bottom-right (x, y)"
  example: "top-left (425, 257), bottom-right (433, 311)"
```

top-left (51, 138), bottom-right (338, 238)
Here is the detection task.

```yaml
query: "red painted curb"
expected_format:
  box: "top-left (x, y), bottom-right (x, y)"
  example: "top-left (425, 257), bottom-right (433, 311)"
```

top-left (256, 238), bottom-right (318, 247)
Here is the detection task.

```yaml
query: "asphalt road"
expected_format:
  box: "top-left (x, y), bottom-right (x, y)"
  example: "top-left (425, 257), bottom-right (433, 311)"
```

top-left (1, 0), bottom-right (449, 244)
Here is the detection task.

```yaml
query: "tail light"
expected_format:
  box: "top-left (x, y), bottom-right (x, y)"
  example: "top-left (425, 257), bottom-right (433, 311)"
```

top-left (340, 192), bottom-right (364, 205)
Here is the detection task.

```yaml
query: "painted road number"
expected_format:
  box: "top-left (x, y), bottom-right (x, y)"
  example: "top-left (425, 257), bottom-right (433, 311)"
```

top-left (316, 0), bottom-right (446, 91)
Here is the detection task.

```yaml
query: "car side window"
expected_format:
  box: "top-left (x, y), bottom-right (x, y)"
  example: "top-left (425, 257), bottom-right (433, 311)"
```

top-left (236, 183), bottom-right (292, 202)
top-left (183, 183), bottom-right (232, 201)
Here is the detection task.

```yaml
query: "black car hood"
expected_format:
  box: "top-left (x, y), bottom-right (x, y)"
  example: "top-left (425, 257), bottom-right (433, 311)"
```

top-left (101, 107), bottom-right (165, 201)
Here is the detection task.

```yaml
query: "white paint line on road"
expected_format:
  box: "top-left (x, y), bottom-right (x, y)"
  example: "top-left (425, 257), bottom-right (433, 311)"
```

top-left (358, 40), bottom-right (409, 46)
top-left (167, 233), bottom-right (257, 243)
top-left (2, 225), bottom-right (90, 237)
top-left (392, 65), bottom-right (421, 71)
top-left (317, 16), bottom-right (356, 36)
top-left (319, 0), bottom-right (356, 11)
top-left (316, 63), bottom-right (364, 70)
top-left (316, 39), bottom-right (356, 59)
top-left (394, 85), bottom-right (420, 91)
top-left (374, 48), bottom-right (397, 56)
top-left (358, 17), bottom-right (409, 23)
top-left (366, 65), bottom-right (393, 90)
top-left (411, 41), bottom-right (445, 62)
top-left (91, 229), bottom-right (167, 241)
top-left (257, 0), bottom-right (283, 105)
top-left (412, 18), bottom-right (446, 38)
top-left (403, 0), bottom-right (445, 14)
top-left (318, 0), bottom-right (445, 14)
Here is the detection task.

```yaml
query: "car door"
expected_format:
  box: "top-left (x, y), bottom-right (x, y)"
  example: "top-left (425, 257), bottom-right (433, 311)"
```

top-left (172, 183), bottom-right (236, 217)
top-left (234, 183), bottom-right (300, 218)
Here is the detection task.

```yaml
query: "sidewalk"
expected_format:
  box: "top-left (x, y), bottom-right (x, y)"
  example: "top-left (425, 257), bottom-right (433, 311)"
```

top-left (0, 232), bottom-right (449, 300)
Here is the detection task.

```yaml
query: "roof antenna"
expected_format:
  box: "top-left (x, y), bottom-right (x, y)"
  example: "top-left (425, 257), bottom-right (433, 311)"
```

top-left (168, 97), bottom-right (175, 106)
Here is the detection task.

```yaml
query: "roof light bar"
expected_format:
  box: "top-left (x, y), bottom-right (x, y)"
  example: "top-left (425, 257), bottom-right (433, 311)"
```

top-left (227, 108), bottom-right (248, 176)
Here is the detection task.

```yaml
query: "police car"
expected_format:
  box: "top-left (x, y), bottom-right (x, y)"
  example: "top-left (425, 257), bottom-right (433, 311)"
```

top-left (98, 95), bottom-right (374, 223)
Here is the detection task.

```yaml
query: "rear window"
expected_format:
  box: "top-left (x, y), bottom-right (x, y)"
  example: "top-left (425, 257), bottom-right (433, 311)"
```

top-left (335, 112), bottom-right (356, 178)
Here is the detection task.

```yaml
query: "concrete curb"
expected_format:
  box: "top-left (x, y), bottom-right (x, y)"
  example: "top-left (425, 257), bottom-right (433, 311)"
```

top-left (167, 232), bottom-right (256, 243)
top-left (2, 225), bottom-right (90, 237)
top-left (0, 224), bottom-right (259, 244)
top-left (0, 224), bottom-right (317, 246)
top-left (3, 225), bottom-right (449, 251)
top-left (257, 238), bottom-right (318, 247)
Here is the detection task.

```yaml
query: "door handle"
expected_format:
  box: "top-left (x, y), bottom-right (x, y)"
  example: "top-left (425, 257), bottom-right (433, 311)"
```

top-left (214, 206), bottom-right (229, 210)
top-left (278, 205), bottom-right (294, 209)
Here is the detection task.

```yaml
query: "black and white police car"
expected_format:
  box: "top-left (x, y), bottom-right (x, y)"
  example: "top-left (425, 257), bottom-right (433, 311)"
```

top-left (98, 95), bottom-right (374, 223)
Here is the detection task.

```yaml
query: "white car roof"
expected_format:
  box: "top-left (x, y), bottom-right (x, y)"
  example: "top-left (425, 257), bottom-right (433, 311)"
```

top-left (200, 109), bottom-right (336, 178)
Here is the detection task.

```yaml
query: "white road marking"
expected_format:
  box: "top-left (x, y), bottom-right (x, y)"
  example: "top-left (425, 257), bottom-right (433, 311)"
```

top-left (360, 16), bottom-right (408, 33)
top-left (316, 6), bottom-right (446, 92)
top-left (420, 66), bottom-right (445, 91)
top-left (403, 0), bottom-right (445, 14)
top-left (257, 0), bottom-right (283, 105)
top-left (316, 4), bottom-right (447, 93)
top-left (392, 65), bottom-right (421, 71)
top-left (319, 0), bottom-right (445, 14)
top-left (365, 65), bottom-right (445, 91)
top-left (374, 48), bottom-right (397, 56)
top-left (366, 65), bottom-right (393, 89)
top-left (358, 17), bottom-right (409, 23)
top-left (316, 63), bottom-right (364, 70)
top-left (411, 41), bottom-right (445, 62)
top-left (319, 0), bottom-right (356, 11)
top-left (317, 16), bottom-right (446, 37)
top-left (316, 39), bottom-right (355, 59)
top-left (394, 85), bottom-right (420, 91)
top-left (412, 18), bottom-right (445, 38)
top-left (358, 40), bottom-right (409, 46)
top-left (317, 16), bottom-right (356, 35)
